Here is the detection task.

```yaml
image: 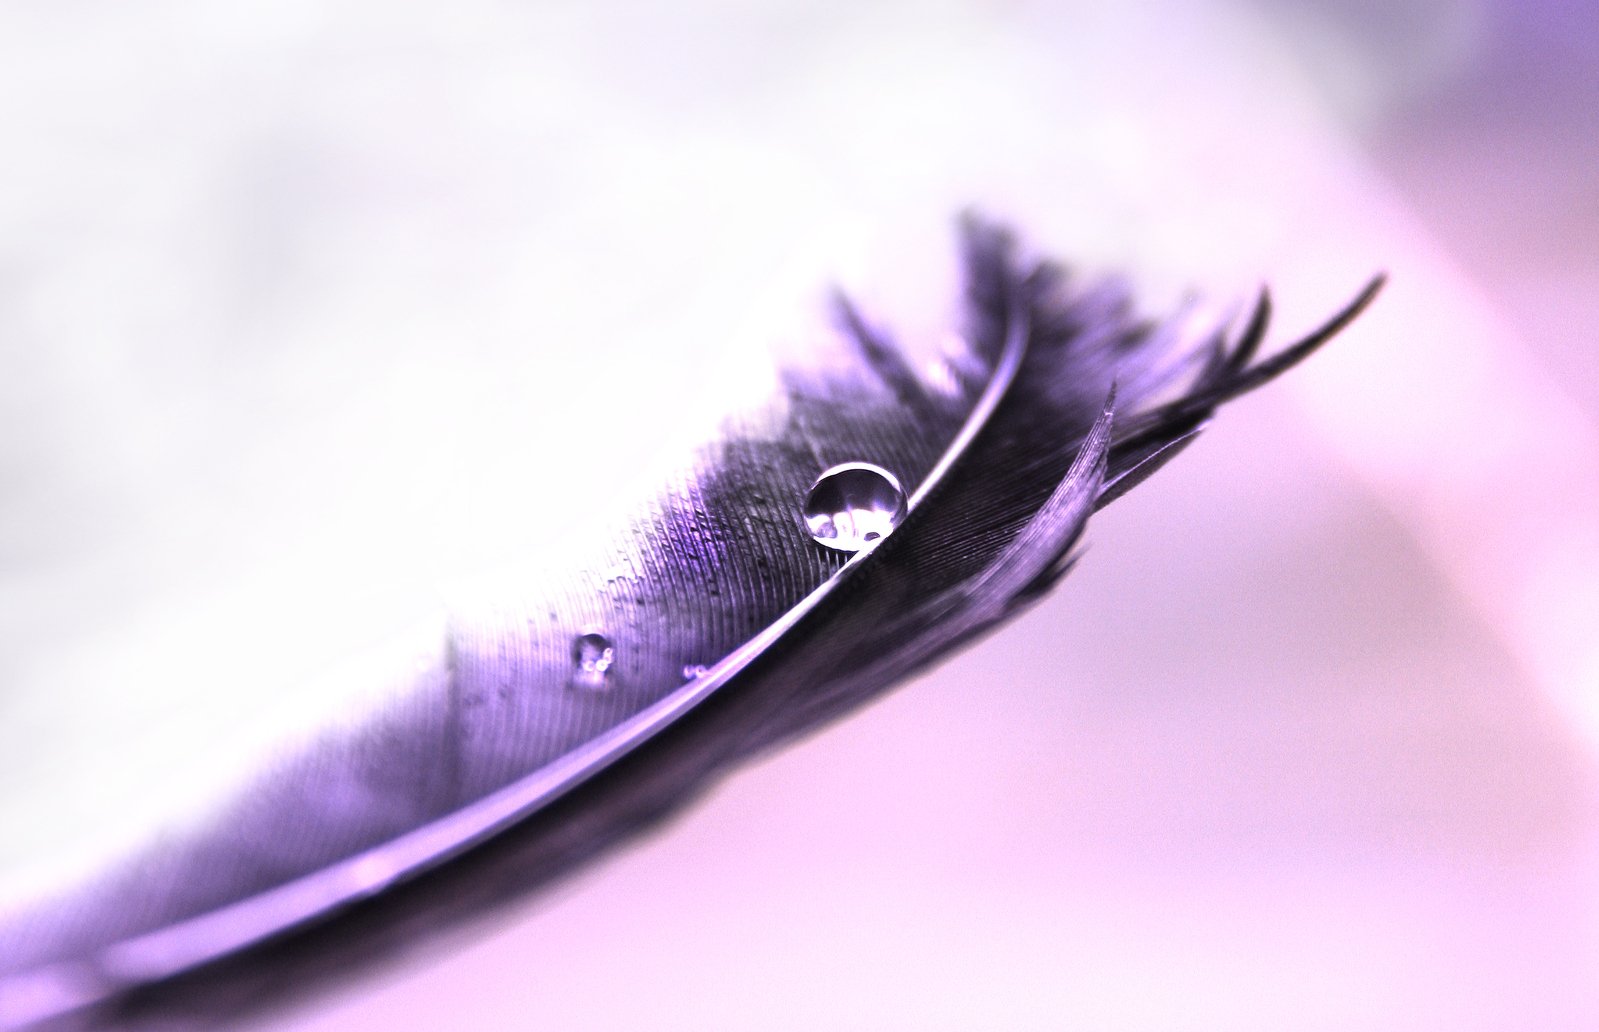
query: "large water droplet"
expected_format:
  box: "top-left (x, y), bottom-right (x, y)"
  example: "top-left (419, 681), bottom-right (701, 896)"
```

top-left (802, 462), bottom-right (906, 553)
top-left (571, 631), bottom-right (615, 689)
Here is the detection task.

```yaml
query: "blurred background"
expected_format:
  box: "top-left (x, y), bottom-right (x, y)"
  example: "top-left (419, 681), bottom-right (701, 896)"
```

top-left (1, 0), bottom-right (1595, 1029)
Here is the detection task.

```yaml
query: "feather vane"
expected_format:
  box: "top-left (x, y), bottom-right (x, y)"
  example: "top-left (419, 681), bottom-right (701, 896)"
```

top-left (0, 217), bottom-right (1382, 1030)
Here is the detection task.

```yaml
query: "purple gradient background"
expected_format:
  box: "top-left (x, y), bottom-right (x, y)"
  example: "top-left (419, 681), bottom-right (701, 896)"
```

top-left (2, 1), bottom-right (1596, 1029)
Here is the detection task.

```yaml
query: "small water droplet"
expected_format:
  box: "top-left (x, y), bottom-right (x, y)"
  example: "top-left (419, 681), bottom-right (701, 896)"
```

top-left (571, 631), bottom-right (614, 689)
top-left (682, 664), bottom-right (710, 680)
top-left (802, 462), bottom-right (906, 553)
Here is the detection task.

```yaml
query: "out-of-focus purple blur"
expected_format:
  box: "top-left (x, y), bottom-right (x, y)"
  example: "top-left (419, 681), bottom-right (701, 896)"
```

top-left (1, 1), bottom-right (1594, 1029)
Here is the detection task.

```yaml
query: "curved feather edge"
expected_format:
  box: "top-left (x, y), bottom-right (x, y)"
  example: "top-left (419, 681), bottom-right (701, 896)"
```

top-left (0, 219), bottom-right (1383, 1031)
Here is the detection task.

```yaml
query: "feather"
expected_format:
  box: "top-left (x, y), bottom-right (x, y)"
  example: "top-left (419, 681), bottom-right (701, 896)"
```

top-left (0, 217), bottom-right (1382, 1030)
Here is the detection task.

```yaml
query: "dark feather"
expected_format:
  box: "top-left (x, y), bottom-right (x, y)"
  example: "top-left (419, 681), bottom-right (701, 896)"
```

top-left (0, 217), bottom-right (1381, 1031)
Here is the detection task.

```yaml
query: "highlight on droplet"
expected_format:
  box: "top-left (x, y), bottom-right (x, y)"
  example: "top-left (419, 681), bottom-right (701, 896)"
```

top-left (570, 631), bottom-right (615, 689)
top-left (801, 462), bottom-right (906, 553)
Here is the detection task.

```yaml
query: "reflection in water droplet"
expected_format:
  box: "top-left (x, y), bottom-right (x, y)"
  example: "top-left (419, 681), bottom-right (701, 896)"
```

top-left (571, 631), bottom-right (615, 689)
top-left (802, 462), bottom-right (906, 553)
